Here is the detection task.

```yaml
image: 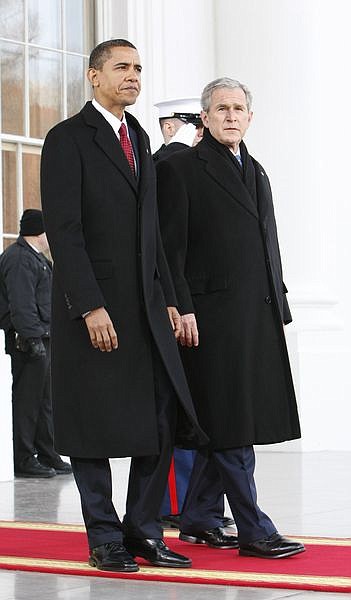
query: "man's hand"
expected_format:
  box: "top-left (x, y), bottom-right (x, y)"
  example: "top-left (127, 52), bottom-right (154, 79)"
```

top-left (84, 307), bottom-right (118, 352)
top-left (167, 306), bottom-right (182, 340)
top-left (180, 313), bottom-right (199, 347)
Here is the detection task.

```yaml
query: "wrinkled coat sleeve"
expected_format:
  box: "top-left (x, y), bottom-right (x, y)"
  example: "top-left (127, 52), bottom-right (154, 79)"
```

top-left (156, 158), bottom-right (195, 315)
top-left (254, 159), bottom-right (293, 325)
top-left (155, 210), bottom-right (178, 307)
top-left (40, 125), bottom-right (105, 319)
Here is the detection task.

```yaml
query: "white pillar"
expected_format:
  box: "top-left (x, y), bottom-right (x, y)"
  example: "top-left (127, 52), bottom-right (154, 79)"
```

top-left (95, 0), bottom-right (129, 43)
top-left (215, 0), bottom-right (351, 450)
top-left (0, 332), bottom-right (13, 480)
top-left (123, 0), bottom-right (216, 149)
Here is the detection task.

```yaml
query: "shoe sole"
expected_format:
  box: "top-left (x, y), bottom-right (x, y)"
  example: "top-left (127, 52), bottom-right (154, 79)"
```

top-left (239, 546), bottom-right (305, 559)
top-left (14, 473), bottom-right (56, 478)
top-left (142, 559), bottom-right (192, 568)
top-left (89, 558), bottom-right (139, 572)
top-left (179, 533), bottom-right (207, 545)
top-left (179, 533), bottom-right (239, 549)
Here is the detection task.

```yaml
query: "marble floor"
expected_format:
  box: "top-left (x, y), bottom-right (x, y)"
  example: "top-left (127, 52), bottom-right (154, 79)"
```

top-left (0, 451), bottom-right (350, 600)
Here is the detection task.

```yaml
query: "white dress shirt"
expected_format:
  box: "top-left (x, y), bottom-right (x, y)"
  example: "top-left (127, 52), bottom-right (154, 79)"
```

top-left (92, 98), bottom-right (129, 140)
top-left (92, 98), bottom-right (137, 173)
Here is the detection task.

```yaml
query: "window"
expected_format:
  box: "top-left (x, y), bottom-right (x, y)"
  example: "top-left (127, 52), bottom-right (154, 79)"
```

top-left (0, 0), bottom-right (94, 249)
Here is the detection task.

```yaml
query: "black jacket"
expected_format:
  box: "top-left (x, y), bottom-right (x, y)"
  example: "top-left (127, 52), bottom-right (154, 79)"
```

top-left (153, 142), bottom-right (189, 163)
top-left (0, 236), bottom-right (51, 344)
top-left (156, 133), bottom-right (300, 448)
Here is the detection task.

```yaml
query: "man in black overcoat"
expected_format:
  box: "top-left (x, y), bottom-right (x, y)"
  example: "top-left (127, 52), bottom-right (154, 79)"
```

top-left (40, 39), bottom-right (207, 573)
top-left (156, 77), bottom-right (305, 559)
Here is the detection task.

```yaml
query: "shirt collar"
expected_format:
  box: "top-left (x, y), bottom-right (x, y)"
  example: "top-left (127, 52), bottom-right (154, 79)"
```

top-left (92, 98), bottom-right (129, 140)
top-left (27, 241), bottom-right (40, 253)
top-left (229, 146), bottom-right (241, 160)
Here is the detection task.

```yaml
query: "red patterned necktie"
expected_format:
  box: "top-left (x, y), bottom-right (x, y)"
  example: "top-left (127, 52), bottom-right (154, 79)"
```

top-left (119, 123), bottom-right (135, 175)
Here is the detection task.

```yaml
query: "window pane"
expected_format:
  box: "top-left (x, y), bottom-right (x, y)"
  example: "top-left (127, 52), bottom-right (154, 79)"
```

top-left (67, 54), bottom-right (87, 117)
top-left (28, 0), bottom-right (62, 48)
top-left (2, 238), bottom-right (16, 249)
top-left (0, 42), bottom-right (25, 135)
top-left (0, 0), bottom-right (25, 41)
top-left (2, 148), bottom-right (18, 234)
top-left (65, 0), bottom-right (83, 53)
top-left (65, 0), bottom-right (94, 54)
top-left (29, 48), bottom-right (62, 139)
top-left (23, 151), bottom-right (41, 210)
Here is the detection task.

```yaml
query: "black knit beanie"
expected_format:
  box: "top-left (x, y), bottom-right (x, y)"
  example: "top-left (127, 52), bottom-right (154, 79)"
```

top-left (19, 209), bottom-right (45, 236)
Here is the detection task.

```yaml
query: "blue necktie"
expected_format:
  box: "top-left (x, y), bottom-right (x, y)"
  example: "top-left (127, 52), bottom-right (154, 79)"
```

top-left (235, 153), bottom-right (242, 167)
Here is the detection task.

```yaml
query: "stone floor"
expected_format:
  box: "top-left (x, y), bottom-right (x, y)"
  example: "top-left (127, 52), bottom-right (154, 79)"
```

top-left (0, 451), bottom-right (350, 600)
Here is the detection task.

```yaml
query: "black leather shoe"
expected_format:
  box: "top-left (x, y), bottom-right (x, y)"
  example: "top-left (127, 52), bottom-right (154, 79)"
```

top-left (160, 513), bottom-right (181, 528)
top-left (160, 514), bottom-right (236, 530)
top-left (124, 537), bottom-right (192, 568)
top-left (179, 526), bottom-right (238, 549)
top-left (239, 533), bottom-right (305, 558)
top-left (39, 457), bottom-right (72, 475)
top-left (15, 457), bottom-right (56, 478)
top-left (89, 542), bottom-right (139, 572)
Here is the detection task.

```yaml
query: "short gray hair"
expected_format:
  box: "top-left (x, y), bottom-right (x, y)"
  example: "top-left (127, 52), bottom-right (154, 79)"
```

top-left (201, 77), bottom-right (253, 112)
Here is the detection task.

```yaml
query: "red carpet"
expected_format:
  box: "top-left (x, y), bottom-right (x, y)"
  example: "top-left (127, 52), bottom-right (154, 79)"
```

top-left (0, 521), bottom-right (350, 592)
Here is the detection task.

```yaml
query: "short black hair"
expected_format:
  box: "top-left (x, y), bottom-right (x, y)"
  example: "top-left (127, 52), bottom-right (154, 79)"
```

top-left (89, 39), bottom-right (137, 70)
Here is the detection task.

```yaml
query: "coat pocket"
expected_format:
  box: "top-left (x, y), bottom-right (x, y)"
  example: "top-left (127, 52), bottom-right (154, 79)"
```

top-left (187, 276), bottom-right (229, 295)
top-left (91, 260), bottom-right (114, 280)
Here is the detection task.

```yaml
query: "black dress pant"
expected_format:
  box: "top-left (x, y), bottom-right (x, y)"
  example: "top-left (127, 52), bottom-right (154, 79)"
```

top-left (180, 446), bottom-right (277, 544)
top-left (70, 346), bottom-right (178, 550)
top-left (10, 339), bottom-right (59, 470)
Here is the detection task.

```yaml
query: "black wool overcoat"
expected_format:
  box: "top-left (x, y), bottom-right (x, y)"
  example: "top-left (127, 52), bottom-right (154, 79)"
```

top-left (40, 101), bottom-right (207, 459)
top-left (156, 132), bottom-right (301, 449)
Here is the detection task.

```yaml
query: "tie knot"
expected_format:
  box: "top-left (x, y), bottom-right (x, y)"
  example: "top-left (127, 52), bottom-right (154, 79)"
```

top-left (119, 123), bottom-right (127, 137)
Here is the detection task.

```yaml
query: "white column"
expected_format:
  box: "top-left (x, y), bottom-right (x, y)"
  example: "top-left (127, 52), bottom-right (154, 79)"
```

top-left (0, 332), bottom-right (13, 480)
top-left (215, 0), bottom-right (351, 450)
top-left (124, 0), bottom-right (216, 150)
top-left (94, 0), bottom-right (129, 43)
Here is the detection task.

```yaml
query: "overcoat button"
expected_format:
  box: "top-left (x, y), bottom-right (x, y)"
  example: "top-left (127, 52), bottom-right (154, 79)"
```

top-left (265, 296), bottom-right (272, 304)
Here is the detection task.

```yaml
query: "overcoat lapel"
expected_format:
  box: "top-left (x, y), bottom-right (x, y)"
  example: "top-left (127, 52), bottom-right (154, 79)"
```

top-left (127, 113), bottom-right (151, 203)
top-left (81, 102), bottom-right (138, 194)
top-left (197, 141), bottom-right (259, 220)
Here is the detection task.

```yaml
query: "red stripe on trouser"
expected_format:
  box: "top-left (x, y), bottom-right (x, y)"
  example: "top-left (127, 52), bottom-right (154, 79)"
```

top-left (167, 455), bottom-right (179, 514)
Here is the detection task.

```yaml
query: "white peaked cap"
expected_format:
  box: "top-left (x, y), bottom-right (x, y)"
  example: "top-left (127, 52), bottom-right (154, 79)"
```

top-left (154, 97), bottom-right (201, 119)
